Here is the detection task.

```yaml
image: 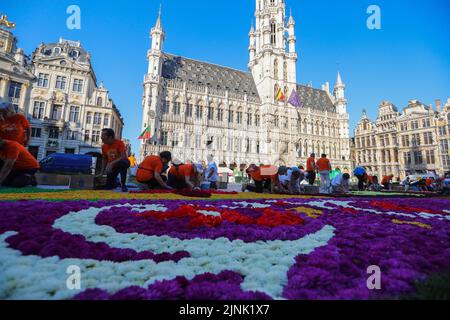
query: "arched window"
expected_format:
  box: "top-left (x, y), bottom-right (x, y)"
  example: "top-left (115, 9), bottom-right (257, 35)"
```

top-left (97, 97), bottom-right (102, 107)
top-left (321, 122), bottom-right (325, 136)
top-left (303, 119), bottom-right (307, 134)
top-left (297, 139), bottom-right (302, 157)
top-left (274, 59), bottom-right (278, 80)
top-left (283, 61), bottom-right (288, 80)
top-left (173, 98), bottom-right (182, 115)
top-left (217, 104), bottom-right (224, 122)
top-left (195, 100), bottom-right (204, 119)
top-left (270, 21), bottom-right (276, 45)
top-left (208, 103), bottom-right (215, 120)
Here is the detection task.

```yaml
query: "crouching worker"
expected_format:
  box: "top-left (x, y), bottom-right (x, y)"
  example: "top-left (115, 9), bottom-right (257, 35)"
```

top-left (331, 173), bottom-right (351, 194)
top-left (0, 139), bottom-right (39, 188)
top-left (242, 164), bottom-right (277, 193)
top-left (278, 167), bottom-right (304, 194)
top-left (168, 161), bottom-right (203, 191)
top-left (136, 151), bottom-right (173, 190)
top-left (97, 128), bottom-right (130, 192)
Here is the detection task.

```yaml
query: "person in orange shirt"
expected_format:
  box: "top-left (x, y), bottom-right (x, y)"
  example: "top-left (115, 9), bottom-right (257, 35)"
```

top-left (425, 177), bottom-right (435, 191)
top-left (381, 174), bottom-right (394, 190)
top-left (167, 160), bottom-right (203, 190)
top-left (316, 154), bottom-right (331, 193)
top-left (136, 151), bottom-right (172, 189)
top-left (97, 128), bottom-right (130, 192)
top-left (0, 139), bottom-right (39, 187)
top-left (242, 164), bottom-right (277, 193)
top-left (0, 102), bottom-right (31, 146)
top-left (306, 153), bottom-right (317, 185)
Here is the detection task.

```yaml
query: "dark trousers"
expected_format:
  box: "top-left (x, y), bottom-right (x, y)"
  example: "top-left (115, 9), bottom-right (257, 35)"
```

top-left (141, 175), bottom-right (167, 189)
top-left (167, 172), bottom-right (188, 190)
top-left (307, 171), bottom-right (316, 185)
top-left (355, 174), bottom-right (365, 191)
top-left (209, 181), bottom-right (218, 190)
top-left (106, 158), bottom-right (130, 189)
top-left (0, 160), bottom-right (37, 188)
top-left (246, 179), bottom-right (271, 193)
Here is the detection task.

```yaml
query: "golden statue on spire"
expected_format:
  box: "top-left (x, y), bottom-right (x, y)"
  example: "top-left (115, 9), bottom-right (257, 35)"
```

top-left (0, 15), bottom-right (16, 29)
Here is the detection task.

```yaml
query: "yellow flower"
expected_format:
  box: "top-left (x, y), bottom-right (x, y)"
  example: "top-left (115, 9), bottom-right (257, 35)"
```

top-left (289, 206), bottom-right (323, 219)
top-left (0, 191), bottom-right (324, 202)
top-left (391, 219), bottom-right (432, 230)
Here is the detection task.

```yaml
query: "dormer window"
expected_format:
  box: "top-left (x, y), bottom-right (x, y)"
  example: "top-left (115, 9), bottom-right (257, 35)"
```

top-left (54, 47), bottom-right (61, 55)
top-left (69, 50), bottom-right (79, 58)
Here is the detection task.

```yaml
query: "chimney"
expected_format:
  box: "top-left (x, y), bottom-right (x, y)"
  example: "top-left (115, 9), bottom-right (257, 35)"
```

top-left (435, 99), bottom-right (441, 112)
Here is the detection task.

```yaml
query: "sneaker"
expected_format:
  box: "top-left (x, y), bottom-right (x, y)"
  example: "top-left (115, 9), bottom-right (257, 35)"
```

top-left (241, 184), bottom-right (247, 192)
top-left (121, 185), bottom-right (128, 193)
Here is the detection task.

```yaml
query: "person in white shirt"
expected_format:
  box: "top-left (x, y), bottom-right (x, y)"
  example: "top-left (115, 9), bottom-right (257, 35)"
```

top-left (206, 154), bottom-right (218, 190)
top-left (278, 167), bottom-right (304, 194)
top-left (331, 173), bottom-right (351, 194)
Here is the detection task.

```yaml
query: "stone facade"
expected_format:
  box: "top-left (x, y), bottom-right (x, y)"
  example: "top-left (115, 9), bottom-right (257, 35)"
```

top-left (27, 38), bottom-right (124, 160)
top-left (0, 22), bottom-right (34, 114)
top-left (140, 0), bottom-right (351, 170)
top-left (354, 99), bottom-right (450, 179)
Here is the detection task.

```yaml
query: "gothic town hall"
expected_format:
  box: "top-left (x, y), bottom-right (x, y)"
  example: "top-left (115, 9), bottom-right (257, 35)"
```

top-left (140, 0), bottom-right (351, 170)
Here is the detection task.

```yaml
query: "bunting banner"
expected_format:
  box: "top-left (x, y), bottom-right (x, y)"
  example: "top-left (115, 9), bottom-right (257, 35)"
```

top-left (138, 126), bottom-right (151, 140)
top-left (288, 89), bottom-right (303, 108)
top-left (276, 88), bottom-right (285, 102)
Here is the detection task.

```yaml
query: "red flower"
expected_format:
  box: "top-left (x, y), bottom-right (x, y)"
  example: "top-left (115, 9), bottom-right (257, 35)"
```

top-left (256, 209), bottom-right (304, 227)
top-left (341, 208), bottom-right (360, 214)
top-left (369, 201), bottom-right (438, 214)
top-left (189, 215), bottom-right (222, 228)
top-left (221, 210), bottom-right (254, 225)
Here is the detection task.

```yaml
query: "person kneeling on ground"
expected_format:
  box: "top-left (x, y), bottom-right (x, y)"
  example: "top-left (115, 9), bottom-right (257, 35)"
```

top-left (381, 174), bottom-right (394, 190)
top-left (367, 176), bottom-right (383, 191)
top-left (278, 167), bottom-right (304, 194)
top-left (331, 173), bottom-right (351, 194)
top-left (97, 128), bottom-right (130, 192)
top-left (167, 161), bottom-right (203, 191)
top-left (0, 139), bottom-right (39, 188)
top-left (136, 151), bottom-right (173, 190)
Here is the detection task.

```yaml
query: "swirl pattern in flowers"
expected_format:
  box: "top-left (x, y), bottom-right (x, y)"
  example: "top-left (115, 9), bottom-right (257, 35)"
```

top-left (0, 197), bottom-right (449, 300)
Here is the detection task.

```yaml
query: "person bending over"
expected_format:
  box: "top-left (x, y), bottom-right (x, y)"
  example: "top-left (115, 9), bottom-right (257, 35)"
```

top-left (331, 173), bottom-right (351, 194)
top-left (97, 128), bottom-right (130, 192)
top-left (242, 164), bottom-right (277, 193)
top-left (278, 167), bottom-right (304, 194)
top-left (0, 139), bottom-right (39, 188)
top-left (168, 162), bottom-right (203, 191)
top-left (136, 151), bottom-right (172, 190)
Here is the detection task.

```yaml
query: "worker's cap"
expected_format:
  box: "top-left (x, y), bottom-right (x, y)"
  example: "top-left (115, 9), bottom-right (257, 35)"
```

top-left (172, 158), bottom-right (183, 165)
top-left (290, 166), bottom-right (301, 173)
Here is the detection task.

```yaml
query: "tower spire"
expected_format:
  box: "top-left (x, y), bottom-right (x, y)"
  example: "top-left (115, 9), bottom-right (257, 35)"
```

top-left (336, 71), bottom-right (343, 86)
top-left (155, 1), bottom-right (162, 30)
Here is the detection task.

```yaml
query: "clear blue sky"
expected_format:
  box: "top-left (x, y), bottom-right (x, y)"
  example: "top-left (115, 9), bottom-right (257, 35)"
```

top-left (3, 0), bottom-right (450, 155)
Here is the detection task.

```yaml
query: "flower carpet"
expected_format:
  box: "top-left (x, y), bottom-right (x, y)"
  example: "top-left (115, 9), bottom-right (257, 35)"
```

top-left (0, 189), bottom-right (449, 300)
